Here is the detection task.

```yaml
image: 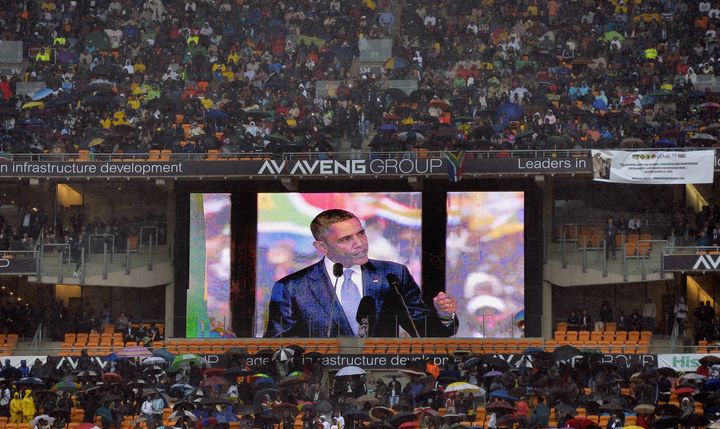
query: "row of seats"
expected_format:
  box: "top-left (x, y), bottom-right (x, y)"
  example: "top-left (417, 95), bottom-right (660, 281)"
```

top-left (362, 338), bottom-right (544, 354)
top-left (75, 149), bottom-right (273, 162)
top-left (0, 334), bottom-right (19, 355)
top-left (554, 330), bottom-right (652, 343)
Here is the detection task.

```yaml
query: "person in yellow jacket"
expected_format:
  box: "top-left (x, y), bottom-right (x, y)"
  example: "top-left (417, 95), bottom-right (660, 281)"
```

top-left (21, 390), bottom-right (35, 423)
top-left (9, 392), bottom-right (22, 423)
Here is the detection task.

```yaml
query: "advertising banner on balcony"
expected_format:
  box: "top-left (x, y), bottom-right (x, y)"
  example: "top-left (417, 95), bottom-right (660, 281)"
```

top-left (590, 150), bottom-right (715, 184)
top-left (657, 354), bottom-right (709, 372)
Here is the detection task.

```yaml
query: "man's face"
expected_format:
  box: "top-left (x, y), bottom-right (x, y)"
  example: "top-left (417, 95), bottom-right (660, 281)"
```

top-left (313, 217), bottom-right (369, 267)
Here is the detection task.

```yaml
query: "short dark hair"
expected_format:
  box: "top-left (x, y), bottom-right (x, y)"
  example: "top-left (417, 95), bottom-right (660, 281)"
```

top-left (310, 209), bottom-right (357, 240)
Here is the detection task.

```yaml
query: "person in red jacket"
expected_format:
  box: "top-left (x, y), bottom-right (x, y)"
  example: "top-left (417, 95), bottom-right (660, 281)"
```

top-left (0, 76), bottom-right (12, 103)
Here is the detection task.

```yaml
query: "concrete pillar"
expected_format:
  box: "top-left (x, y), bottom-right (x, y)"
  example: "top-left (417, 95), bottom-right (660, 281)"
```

top-left (165, 281), bottom-right (174, 338)
top-left (543, 280), bottom-right (553, 339)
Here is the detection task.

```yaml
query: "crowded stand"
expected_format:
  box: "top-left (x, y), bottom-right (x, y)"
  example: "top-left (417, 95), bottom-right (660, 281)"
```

top-left (1, 0), bottom-right (720, 154)
top-left (0, 342), bottom-right (715, 429)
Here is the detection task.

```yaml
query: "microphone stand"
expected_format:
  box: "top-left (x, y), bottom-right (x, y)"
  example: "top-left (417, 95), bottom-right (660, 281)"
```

top-left (326, 263), bottom-right (343, 337)
top-left (390, 282), bottom-right (420, 337)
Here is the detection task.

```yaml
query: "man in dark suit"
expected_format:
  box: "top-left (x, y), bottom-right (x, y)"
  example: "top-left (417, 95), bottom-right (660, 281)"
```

top-left (264, 209), bottom-right (459, 338)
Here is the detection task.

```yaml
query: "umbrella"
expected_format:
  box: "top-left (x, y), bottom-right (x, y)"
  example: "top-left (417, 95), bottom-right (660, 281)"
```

top-left (370, 407), bottom-right (395, 421)
top-left (314, 400), bottom-right (334, 414)
top-left (428, 99), bottom-right (450, 110)
top-left (602, 31), bottom-right (625, 42)
top-left (553, 345), bottom-right (582, 361)
top-left (486, 400), bottom-right (514, 412)
top-left (169, 354), bottom-right (207, 372)
top-left (388, 412), bottom-right (416, 427)
top-left (565, 417), bottom-right (601, 429)
top-left (634, 404), bottom-right (655, 414)
top-left (31, 88), bottom-right (53, 101)
top-left (273, 347), bottom-right (295, 362)
top-left (461, 357), bottom-right (481, 370)
top-left (101, 372), bottom-right (123, 383)
top-left (690, 133), bottom-right (718, 142)
top-left (483, 370), bottom-right (504, 378)
top-left (344, 410), bottom-right (371, 421)
top-left (396, 131), bottom-right (426, 144)
top-left (252, 377), bottom-right (274, 387)
top-left (336, 366), bottom-right (366, 377)
top-left (400, 369), bottom-right (425, 377)
top-left (445, 382), bottom-right (484, 395)
top-left (169, 410), bottom-right (198, 423)
top-left (620, 137), bottom-right (645, 148)
top-left (18, 377), bottom-right (45, 386)
top-left (497, 102), bottom-right (524, 121)
top-left (52, 380), bottom-right (79, 392)
top-left (658, 367), bottom-right (678, 377)
top-left (353, 395), bottom-right (380, 407)
top-left (700, 102), bottom-right (720, 109)
top-left (143, 357), bottom-right (166, 366)
top-left (76, 370), bottom-right (98, 379)
top-left (152, 349), bottom-right (175, 363)
top-left (22, 101), bottom-right (45, 110)
top-left (700, 356), bottom-right (720, 366)
top-left (680, 373), bottom-right (707, 382)
top-left (378, 123), bottom-right (399, 132)
top-left (398, 422), bottom-right (419, 429)
top-left (30, 415), bottom-right (55, 427)
top-left (117, 346), bottom-right (154, 358)
top-left (483, 357), bottom-right (512, 370)
top-left (278, 375), bottom-right (305, 388)
top-left (673, 386), bottom-right (697, 395)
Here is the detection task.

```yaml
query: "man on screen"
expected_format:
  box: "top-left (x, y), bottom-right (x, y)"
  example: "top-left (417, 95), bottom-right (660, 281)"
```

top-left (264, 209), bottom-right (459, 338)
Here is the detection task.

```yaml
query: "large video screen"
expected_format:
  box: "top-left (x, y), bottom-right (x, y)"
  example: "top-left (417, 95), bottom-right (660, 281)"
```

top-left (187, 193), bottom-right (233, 338)
top-left (256, 193), bottom-right (422, 337)
top-left (447, 192), bottom-right (525, 338)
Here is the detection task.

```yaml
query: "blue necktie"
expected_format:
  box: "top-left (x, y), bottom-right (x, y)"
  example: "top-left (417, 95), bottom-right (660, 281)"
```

top-left (341, 268), bottom-right (361, 335)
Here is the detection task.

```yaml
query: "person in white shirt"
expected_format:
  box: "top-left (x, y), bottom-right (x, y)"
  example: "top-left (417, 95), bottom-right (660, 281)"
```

top-left (642, 298), bottom-right (657, 332)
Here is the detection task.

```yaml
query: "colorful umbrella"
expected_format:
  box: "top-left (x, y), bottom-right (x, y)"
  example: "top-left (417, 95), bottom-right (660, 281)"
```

top-left (445, 382), bottom-right (484, 395)
top-left (52, 380), bottom-right (79, 392)
top-left (117, 346), bottom-right (154, 358)
top-left (169, 354), bottom-right (207, 371)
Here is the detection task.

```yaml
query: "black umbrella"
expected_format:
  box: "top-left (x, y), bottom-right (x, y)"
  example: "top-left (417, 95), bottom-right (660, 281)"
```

top-left (443, 414), bottom-right (466, 425)
top-left (314, 400), bottom-right (333, 414)
top-left (344, 410), bottom-right (371, 421)
top-left (461, 357), bottom-right (482, 370)
top-left (370, 407), bottom-right (395, 421)
top-left (680, 415), bottom-right (709, 427)
top-left (483, 356), bottom-right (511, 370)
top-left (173, 401), bottom-right (196, 411)
top-left (657, 367), bottom-right (678, 377)
top-left (391, 402), bottom-right (413, 412)
top-left (552, 345), bottom-right (582, 361)
top-left (700, 356), bottom-right (720, 366)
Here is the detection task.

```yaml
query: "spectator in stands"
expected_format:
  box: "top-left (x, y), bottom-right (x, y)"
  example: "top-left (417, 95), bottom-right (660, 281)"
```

top-left (115, 312), bottom-right (129, 334)
top-left (628, 309), bottom-right (643, 332)
top-left (0, 380), bottom-right (9, 418)
top-left (616, 312), bottom-right (629, 332)
top-left (642, 298), bottom-right (657, 332)
top-left (694, 300), bottom-right (715, 342)
top-left (674, 296), bottom-right (689, 338)
top-left (628, 215), bottom-right (642, 233)
top-left (567, 311), bottom-right (580, 331)
top-left (9, 393), bottom-right (21, 424)
top-left (579, 309), bottom-right (592, 331)
top-left (604, 216), bottom-right (618, 260)
top-left (597, 301), bottom-right (613, 332)
top-left (20, 390), bottom-right (35, 424)
top-left (388, 376), bottom-right (401, 407)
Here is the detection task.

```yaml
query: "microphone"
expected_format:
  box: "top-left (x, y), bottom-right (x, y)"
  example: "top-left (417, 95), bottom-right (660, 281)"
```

top-left (386, 273), bottom-right (420, 337)
top-left (356, 296), bottom-right (376, 338)
top-left (326, 263), bottom-right (344, 337)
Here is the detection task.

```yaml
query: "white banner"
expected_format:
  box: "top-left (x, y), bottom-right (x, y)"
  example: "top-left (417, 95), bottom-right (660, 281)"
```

top-left (657, 353), bottom-right (718, 371)
top-left (591, 150), bottom-right (715, 184)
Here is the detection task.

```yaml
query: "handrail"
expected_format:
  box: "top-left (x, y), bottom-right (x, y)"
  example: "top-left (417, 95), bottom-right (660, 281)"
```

top-left (0, 147), bottom-right (715, 163)
top-left (30, 322), bottom-right (43, 350)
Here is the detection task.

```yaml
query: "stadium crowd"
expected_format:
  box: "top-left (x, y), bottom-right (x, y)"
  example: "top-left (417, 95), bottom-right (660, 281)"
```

top-left (0, 345), bottom-right (714, 429)
top-left (0, 0), bottom-right (720, 154)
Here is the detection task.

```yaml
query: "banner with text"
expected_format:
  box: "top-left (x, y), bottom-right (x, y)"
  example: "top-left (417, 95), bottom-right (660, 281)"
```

top-left (43, 352), bottom-right (656, 371)
top-left (591, 150), bottom-right (715, 184)
top-left (657, 353), bottom-right (715, 372)
top-left (664, 254), bottom-right (720, 272)
top-left (0, 156), bottom-right (594, 179)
